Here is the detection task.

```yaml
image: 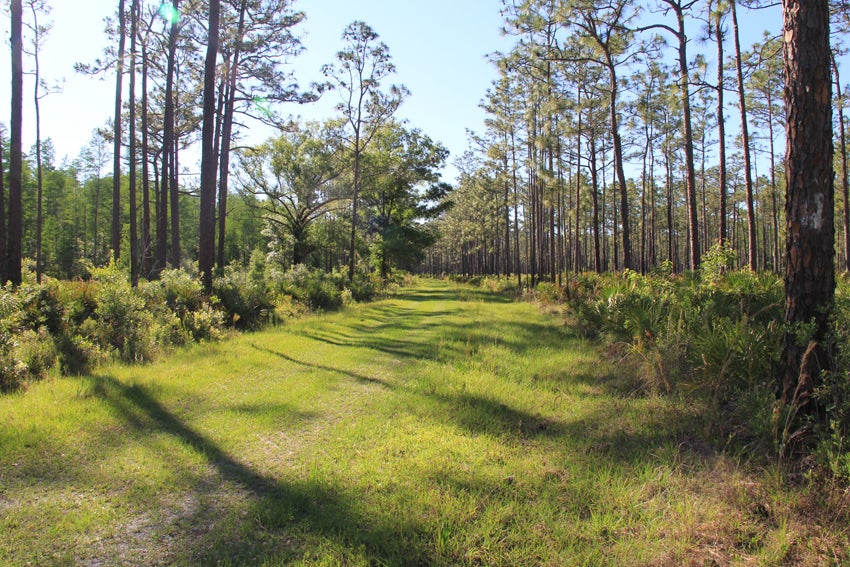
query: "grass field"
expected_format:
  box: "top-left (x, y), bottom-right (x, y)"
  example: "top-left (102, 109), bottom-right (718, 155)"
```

top-left (1, 279), bottom-right (847, 565)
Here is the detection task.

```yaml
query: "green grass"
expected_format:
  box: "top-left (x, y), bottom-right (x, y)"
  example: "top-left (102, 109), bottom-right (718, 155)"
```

top-left (0, 278), bottom-right (847, 565)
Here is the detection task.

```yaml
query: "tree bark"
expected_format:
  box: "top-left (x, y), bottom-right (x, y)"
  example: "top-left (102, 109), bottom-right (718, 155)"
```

top-left (199, 0), bottom-right (220, 292)
top-left (217, 0), bottom-right (248, 274)
top-left (778, 0), bottom-right (834, 418)
top-left (129, 0), bottom-right (138, 286)
top-left (7, 0), bottom-right (23, 286)
top-left (0, 127), bottom-right (6, 284)
top-left (716, 9), bottom-right (728, 246)
top-left (156, 0), bottom-right (179, 276)
top-left (112, 0), bottom-right (126, 261)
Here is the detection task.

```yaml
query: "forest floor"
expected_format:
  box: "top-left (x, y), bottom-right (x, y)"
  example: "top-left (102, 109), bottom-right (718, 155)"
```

top-left (1, 278), bottom-right (848, 566)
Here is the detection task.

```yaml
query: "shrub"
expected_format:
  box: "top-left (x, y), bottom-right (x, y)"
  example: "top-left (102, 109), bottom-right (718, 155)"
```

top-left (16, 328), bottom-right (58, 378)
top-left (214, 265), bottom-right (273, 329)
top-left (89, 263), bottom-right (155, 363)
top-left (273, 264), bottom-right (342, 311)
top-left (54, 332), bottom-right (104, 376)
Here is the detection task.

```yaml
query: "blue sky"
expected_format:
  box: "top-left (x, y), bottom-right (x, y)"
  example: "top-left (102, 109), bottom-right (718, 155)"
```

top-left (0, 0), bottom-right (514, 182)
top-left (0, 0), bottom-right (792, 183)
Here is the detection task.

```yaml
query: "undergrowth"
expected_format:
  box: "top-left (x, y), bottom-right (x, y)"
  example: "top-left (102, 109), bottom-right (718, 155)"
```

top-left (0, 254), bottom-right (383, 393)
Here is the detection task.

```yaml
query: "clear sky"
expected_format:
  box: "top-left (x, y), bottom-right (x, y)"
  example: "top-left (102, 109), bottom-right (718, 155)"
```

top-left (0, 0), bottom-right (514, 182)
top-left (0, 1), bottom-right (795, 184)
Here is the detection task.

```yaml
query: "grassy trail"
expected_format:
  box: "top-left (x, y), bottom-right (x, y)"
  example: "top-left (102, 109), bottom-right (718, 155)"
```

top-left (0, 279), bottom-right (837, 565)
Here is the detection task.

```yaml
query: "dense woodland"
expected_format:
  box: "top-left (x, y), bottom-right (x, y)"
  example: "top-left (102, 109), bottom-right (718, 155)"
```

top-left (0, 0), bottom-right (845, 462)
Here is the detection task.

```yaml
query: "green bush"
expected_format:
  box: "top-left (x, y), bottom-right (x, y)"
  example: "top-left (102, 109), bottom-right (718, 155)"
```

top-left (15, 328), bottom-right (58, 378)
top-left (273, 264), bottom-right (342, 311)
top-left (558, 267), bottom-right (783, 449)
top-left (214, 265), bottom-right (273, 329)
top-left (89, 263), bottom-right (156, 363)
top-left (54, 332), bottom-right (104, 376)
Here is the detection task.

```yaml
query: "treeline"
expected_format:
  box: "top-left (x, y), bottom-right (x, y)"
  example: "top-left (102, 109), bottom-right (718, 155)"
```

top-left (425, 0), bottom-right (850, 282)
top-left (1, 1), bottom-right (446, 289)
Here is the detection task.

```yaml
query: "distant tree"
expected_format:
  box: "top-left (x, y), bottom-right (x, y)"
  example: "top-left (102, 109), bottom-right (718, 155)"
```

top-left (778, 0), bottom-right (834, 423)
top-left (361, 122), bottom-right (450, 280)
top-left (322, 21), bottom-right (407, 281)
top-left (198, 0), bottom-right (220, 291)
top-left (237, 121), bottom-right (346, 267)
top-left (7, 0), bottom-right (24, 286)
top-left (24, 0), bottom-right (53, 283)
top-left (730, 0), bottom-right (757, 269)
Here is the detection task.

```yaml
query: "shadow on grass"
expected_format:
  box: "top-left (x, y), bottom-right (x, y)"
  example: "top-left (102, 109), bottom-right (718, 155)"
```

top-left (392, 283), bottom-right (515, 305)
top-left (249, 344), bottom-right (393, 389)
top-left (85, 373), bottom-right (433, 566)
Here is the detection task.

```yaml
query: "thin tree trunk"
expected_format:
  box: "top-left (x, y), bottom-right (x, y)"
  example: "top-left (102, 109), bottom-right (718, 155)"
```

top-left (672, 4), bottom-right (700, 270)
top-left (32, 4), bottom-right (43, 283)
top-left (156, 0), bottom-right (179, 276)
top-left (606, 57), bottom-right (632, 270)
top-left (834, 58), bottom-right (850, 272)
top-left (141, 41), bottom-right (152, 277)
top-left (0, 127), bottom-right (6, 284)
top-left (731, 0), bottom-right (757, 270)
top-left (112, 0), bottom-right (126, 261)
top-left (129, 0), bottom-right (138, 286)
top-left (7, 0), bottom-right (23, 286)
top-left (218, 0), bottom-right (248, 274)
top-left (170, 79), bottom-right (180, 268)
top-left (716, 10), bottom-right (728, 246)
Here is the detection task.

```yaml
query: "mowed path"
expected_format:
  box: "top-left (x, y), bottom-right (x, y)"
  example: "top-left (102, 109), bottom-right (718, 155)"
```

top-left (0, 279), bottom-right (808, 565)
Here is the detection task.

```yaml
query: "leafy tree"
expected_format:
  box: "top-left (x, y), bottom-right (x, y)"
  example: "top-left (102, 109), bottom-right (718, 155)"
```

top-left (322, 21), bottom-right (408, 281)
top-left (360, 122), bottom-right (450, 279)
top-left (237, 121), bottom-right (347, 267)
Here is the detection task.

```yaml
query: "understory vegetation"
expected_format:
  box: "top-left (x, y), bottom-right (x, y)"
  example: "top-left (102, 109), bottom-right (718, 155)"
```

top-left (0, 255), bottom-right (378, 393)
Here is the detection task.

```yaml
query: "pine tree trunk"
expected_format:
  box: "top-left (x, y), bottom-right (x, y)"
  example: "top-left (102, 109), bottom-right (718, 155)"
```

top-left (156, 1), bottom-right (179, 276)
top-left (198, 0), bottom-right (220, 292)
top-left (141, 42), bottom-right (152, 278)
top-left (0, 127), bottom-right (6, 284)
top-left (129, 0), bottom-right (138, 286)
top-left (731, 0), bottom-right (757, 270)
top-left (834, 59), bottom-right (850, 273)
top-left (778, 0), bottom-right (834, 418)
top-left (716, 10), bottom-right (728, 246)
top-left (673, 5), bottom-right (700, 270)
top-left (112, 0), bottom-right (126, 261)
top-left (7, 0), bottom-right (23, 286)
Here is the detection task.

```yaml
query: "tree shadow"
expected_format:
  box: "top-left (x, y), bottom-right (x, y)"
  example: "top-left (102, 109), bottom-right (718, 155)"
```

top-left (84, 373), bottom-right (433, 565)
top-left (249, 344), bottom-right (394, 389)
